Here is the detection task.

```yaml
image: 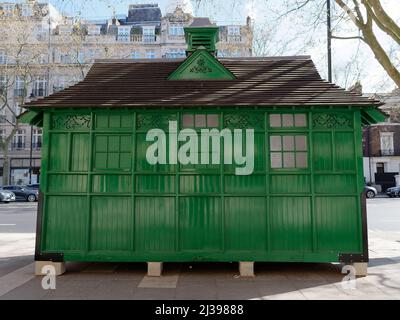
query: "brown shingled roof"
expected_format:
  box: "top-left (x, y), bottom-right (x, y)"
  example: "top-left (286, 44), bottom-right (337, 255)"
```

top-left (25, 56), bottom-right (382, 108)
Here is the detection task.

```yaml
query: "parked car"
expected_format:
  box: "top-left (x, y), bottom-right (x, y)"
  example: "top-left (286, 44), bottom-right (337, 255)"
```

top-left (386, 186), bottom-right (400, 198)
top-left (1, 185), bottom-right (39, 202)
top-left (0, 190), bottom-right (16, 203)
top-left (27, 184), bottom-right (40, 190)
top-left (365, 186), bottom-right (377, 199)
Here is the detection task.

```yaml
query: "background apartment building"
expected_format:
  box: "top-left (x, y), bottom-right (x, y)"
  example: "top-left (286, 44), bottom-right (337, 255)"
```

top-left (0, 0), bottom-right (253, 185)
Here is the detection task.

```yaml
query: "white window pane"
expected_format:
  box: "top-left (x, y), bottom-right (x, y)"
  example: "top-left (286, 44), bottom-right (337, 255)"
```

top-left (183, 114), bottom-right (194, 127)
top-left (295, 136), bottom-right (307, 151)
top-left (270, 136), bottom-right (282, 151)
top-left (195, 114), bottom-right (206, 127)
top-left (283, 152), bottom-right (295, 168)
top-left (271, 153), bottom-right (282, 168)
top-left (269, 114), bottom-right (281, 127)
top-left (295, 114), bottom-right (307, 127)
top-left (296, 152), bottom-right (308, 168)
top-left (283, 136), bottom-right (295, 151)
top-left (282, 114), bottom-right (294, 127)
top-left (207, 114), bottom-right (219, 127)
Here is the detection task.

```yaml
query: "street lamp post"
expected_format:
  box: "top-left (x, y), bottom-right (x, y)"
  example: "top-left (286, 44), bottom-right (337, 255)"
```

top-left (327, 0), bottom-right (332, 83)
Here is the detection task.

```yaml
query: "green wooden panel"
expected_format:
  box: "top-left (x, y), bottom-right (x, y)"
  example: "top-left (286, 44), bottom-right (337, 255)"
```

top-left (270, 175), bottom-right (310, 194)
top-left (71, 134), bottom-right (90, 172)
top-left (135, 197), bottom-right (176, 251)
top-left (313, 132), bottom-right (332, 171)
top-left (48, 174), bottom-right (88, 193)
top-left (94, 135), bottom-right (132, 171)
top-left (225, 175), bottom-right (265, 194)
top-left (335, 132), bottom-right (356, 171)
top-left (136, 133), bottom-right (176, 172)
top-left (96, 113), bottom-right (133, 129)
top-left (180, 175), bottom-right (220, 193)
top-left (315, 174), bottom-right (357, 194)
top-left (44, 196), bottom-right (87, 251)
top-left (224, 197), bottom-right (266, 251)
top-left (179, 197), bottom-right (222, 251)
top-left (90, 197), bottom-right (132, 251)
top-left (270, 197), bottom-right (312, 251)
top-left (136, 175), bottom-right (175, 193)
top-left (92, 175), bottom-right (132, 193)
top-left (49, 133), bottom-right (69, 171)
top-left (315, 197), bottom-right (360, 252)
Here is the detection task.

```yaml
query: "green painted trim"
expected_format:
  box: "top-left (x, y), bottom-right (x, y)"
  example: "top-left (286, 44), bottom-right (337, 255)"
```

top-left (361, 108), bottom-right (387, 125)
top-left (18, 110), bottom-right (44, 127)
top-left (167, 49), bottom-right (236, 81)
top-left (184, 26), bottom-right (219, 53)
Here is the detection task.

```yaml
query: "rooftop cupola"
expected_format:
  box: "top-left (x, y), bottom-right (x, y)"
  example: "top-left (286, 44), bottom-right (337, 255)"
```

top-left (184, 18), bottom-right (219, 55)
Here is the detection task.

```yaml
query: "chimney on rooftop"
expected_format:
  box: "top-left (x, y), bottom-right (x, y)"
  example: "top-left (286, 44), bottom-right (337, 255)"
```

top-left (184, 17), bottom-right (219, 56)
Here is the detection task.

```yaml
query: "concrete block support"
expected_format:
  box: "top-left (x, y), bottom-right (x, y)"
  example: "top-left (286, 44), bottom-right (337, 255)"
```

top-left (35, 261), bottom-right (66, 276)
top-left (352, 262), bottom-right (368, 277)
top-left (147, 262), bottom-right (163, 277)
top-left (239, 262), bottom-right (255, 277)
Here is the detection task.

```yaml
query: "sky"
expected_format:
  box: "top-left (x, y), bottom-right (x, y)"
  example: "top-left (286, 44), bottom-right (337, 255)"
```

top-left (14, 0), bottom-right (400, 93)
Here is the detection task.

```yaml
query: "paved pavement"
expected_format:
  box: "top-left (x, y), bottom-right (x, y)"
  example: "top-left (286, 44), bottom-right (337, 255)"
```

top-left (0, 198), bottom-right (399, 300)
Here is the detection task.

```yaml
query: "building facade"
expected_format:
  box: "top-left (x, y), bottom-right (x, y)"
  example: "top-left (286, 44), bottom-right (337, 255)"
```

top-left (363, 92), bottom-right (400, 191)
top-left (0, 1), bottom-right (253, 185)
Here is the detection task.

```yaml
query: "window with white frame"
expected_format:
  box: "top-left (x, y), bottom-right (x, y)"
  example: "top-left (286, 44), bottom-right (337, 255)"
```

top-left (167, 49), bottom-right (185, 59)
top-left (3, 4), bottom-right (15, 17)
top-left (169, 24), bottom-right (184, 36)
top-left (131, 51), bottom-right (141, 59)
top-left (0, 129), bottom-right (5, 143)
top-left (12, 129), bottom-right (26, 150)
top-left (143, 26), bottom-right (155, 42)
top-left (0, 75), bottom-right (6, 95)
top-left (146, 50), bottom-right (156, 59)
top-left (21, 4), bottom-right (33, 17)
top-left (77, 50), bottom-right (85, 64)
top-left (380, 132), bottom-right (394, 156)
top-left (0, 51), bottom-right (6, 64)
top-left (33, 77), bottom-right (47, 97)
top-left (14, 76), bottom-right (25, 97)
top-left (32, 129), bottom-right (43, 150)
top-left (228, 26), bottom-right (240, 36)
top-left (118, 26), bottom-right (131, 42)
top-left (0, 107), bottom-right (6, 124)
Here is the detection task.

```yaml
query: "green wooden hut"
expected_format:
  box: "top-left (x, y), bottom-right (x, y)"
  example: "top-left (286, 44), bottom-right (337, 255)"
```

top-left (22, 19), bottom-right (384, 276)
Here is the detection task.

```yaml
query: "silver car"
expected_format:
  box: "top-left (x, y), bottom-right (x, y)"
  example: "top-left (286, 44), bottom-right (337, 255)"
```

top-left (0, 190), bottom-right (16, 203)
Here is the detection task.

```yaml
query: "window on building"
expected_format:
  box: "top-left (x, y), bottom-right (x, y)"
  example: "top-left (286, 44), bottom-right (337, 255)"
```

top-left (12, 129), bottom-right (26, 150)
top-left (21, 4), bottom-right (33, 17)
top-left (88, 25), bottom-right (102, 36)
top-left (143, 26), bottom-right (156, 42)
top-left (182, 114), bottom-right (220, 128)
top-left (0, 51), bottom-right (7, 64)
top-left (3, 4), bottom-right (15, 17)
top-left (146, 50), bottom-right (156, 59)
top-left (0, 108), bottom-right (6, 124)
top-left (228, 26), bottom-right (241, 36)
top-left (270, 135), bottom-right (308, 169)
top-left (14, 76), bottom-right (26, 97)
top-left (269, 114), bottom-right (307, 128)
top-left (131, 51), bottom-right (141, 59)
top-left (118, 26), bottom-right (131, 42)
top-left (167, 49), bottom-right (186, 59)
top-left (376, 162), bottom-right (385, 174)
top-left (77, 50), bottom-right (85, 64)
top-left (169, 24), bottom-right (184, 36)
top-left (60, 54), bottom-right (72, 64)
top-left (0, 129), bottom-right (5, 143)
top-left (380, 132), bottom-right (394, 156)
top-left (0, 75), bottom-right (6, 96)
top-left (33, 77), bottom-right (47, 97)
top-left (32, 129), bottom-right (42, 150)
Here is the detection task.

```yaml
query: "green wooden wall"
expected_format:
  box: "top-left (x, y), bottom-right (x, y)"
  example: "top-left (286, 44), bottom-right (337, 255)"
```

top-left (38, 108), bottom-right (365, 263)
